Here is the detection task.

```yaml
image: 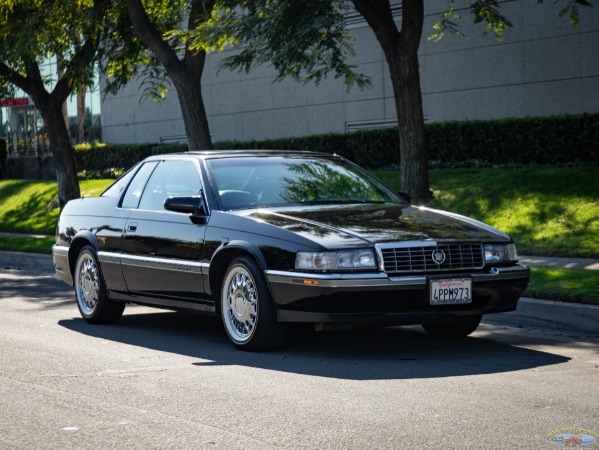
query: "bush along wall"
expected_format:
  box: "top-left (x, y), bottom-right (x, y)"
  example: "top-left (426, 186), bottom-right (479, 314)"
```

top-left (75, 114), bottom-right (599, 177)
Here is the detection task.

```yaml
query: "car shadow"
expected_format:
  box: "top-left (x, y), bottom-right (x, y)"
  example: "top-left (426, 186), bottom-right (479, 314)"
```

top-left (58, 308), bottom-right (571, 381)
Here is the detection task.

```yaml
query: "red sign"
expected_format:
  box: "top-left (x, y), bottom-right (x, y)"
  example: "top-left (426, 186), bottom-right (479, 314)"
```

top-left (1, 97), bottom-right (30, 107)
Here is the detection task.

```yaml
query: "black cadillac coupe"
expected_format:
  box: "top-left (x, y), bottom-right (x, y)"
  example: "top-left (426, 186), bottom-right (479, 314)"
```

top-left (53, 151), bottom-right (530, 350)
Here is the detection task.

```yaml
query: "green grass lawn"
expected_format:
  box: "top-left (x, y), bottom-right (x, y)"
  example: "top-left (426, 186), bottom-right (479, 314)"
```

top-left (526, 267), bottom-right (599, 306)
top-left (375, 167), bottom-right (599, 258)
top-left (0, 179), bottom-right (110, 235)
top-left (0, 236), bottom-right (55, 254)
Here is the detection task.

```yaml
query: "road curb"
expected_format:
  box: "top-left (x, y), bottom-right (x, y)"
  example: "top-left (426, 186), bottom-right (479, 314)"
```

top-left (484, 297), bottom-right (599, 337)
top-left (1, 251), bottom-right (598, 337)
top-left (0, 251), bottom-right (53, 272)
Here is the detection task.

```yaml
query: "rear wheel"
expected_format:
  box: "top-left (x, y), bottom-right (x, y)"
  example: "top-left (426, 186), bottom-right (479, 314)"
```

top-left (220, 256), bottom-right (285, 351)
top-left (74, 246), bottom-right (125, 324)
top-left (421, 315), bottom-right (482, 338)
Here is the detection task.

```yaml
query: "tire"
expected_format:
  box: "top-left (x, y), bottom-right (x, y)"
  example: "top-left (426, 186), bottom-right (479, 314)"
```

top-left (421, 315), bottom-right (482, 338)
top-left (74, 246), bottom-right (125, 324)
top-left (220, 256), bottom-right (285, 351)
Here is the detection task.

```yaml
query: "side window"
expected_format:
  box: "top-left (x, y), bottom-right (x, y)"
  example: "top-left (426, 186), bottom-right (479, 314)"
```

top-left (121, 162), bottom-right (158, 209)
top-left (138, 160), bottom-right (202, 212)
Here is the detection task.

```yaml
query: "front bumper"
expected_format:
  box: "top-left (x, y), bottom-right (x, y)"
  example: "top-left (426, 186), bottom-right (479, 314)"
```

top-left (266, 265), bottom-right (530, 325)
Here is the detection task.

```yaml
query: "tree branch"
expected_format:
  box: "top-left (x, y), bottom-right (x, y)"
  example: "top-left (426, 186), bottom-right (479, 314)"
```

top-left (52, 35), bottom-right (100, 103)
top-left (352, 0), bottom-right (400, 50)
top-left (126, 0), bottom-right (183, 76)
top-left (0, 61), bottom-right (31, 94)
top-left (184, 0), bottom-right (215, 75)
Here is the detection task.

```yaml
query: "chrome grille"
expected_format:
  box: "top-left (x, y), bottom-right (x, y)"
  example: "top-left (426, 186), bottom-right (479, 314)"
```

top-left (378, 243), bottom-right (484, 273)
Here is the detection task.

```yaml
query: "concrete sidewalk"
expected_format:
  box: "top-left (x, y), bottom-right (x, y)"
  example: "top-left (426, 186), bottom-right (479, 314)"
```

top-left (1, 249), bottom-right (598, 337)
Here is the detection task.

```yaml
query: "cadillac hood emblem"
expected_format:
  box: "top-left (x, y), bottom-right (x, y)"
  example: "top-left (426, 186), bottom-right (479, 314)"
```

top-left (431, 249), bottom-right (446, 265)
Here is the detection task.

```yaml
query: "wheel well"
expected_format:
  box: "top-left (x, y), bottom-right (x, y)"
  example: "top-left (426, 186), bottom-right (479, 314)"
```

top-left (209, 248), bottom-right (265, 313)
top-left (68, 239), bottom-right (92, 277)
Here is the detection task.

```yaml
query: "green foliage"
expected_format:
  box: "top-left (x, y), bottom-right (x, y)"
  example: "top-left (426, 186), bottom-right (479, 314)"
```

top-left (74, 142), bottom-right (188, 175)
top-left (102, 0), bottom-right (189, 102)
top-left (470, 0), bottom-right (512, 40)
top-left (431, 0), bottom-right (593, 41)
top-left (72, 114), bottom-right (599, 175)
top-left (215, 114), bottom-right (599, 169)
top-left (425, 114), bottom-right (599, 167)
top-left (0, 0), bottom-right (111, 90)
top-left (180, 0), bottom-right (370, 89)
top-left (537, 0), bottom-right (594, 27)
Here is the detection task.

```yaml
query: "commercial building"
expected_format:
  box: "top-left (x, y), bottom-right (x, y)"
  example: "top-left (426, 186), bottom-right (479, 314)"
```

top-left (100, 1), bottom-right (599, 145)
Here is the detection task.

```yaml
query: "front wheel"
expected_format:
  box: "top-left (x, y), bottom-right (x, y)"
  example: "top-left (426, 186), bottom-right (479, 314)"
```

top-left (220, 256), bottom-right (285, 351)
top-left (74, 246), bottom-right (125, 324)
top-left (421, 315), bottom-right (482, 338)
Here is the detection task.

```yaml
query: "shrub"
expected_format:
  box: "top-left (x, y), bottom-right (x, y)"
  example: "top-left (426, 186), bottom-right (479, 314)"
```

top-left (74, 114), bottom-right (599, 178)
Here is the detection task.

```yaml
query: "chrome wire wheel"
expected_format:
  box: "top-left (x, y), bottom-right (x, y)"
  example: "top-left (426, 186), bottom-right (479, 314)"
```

top-left (222, 264), bottom-right (259, 344)
top-left (75, 250), bottom-right (100, 317)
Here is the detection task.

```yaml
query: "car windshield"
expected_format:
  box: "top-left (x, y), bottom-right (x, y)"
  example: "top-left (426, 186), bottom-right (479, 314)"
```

top-left (206, 155), bottom-right (404, 210)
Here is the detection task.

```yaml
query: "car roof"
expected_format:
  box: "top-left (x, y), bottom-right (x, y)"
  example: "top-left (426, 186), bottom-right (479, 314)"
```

top-left (143, 149), bottom-right (337, 161)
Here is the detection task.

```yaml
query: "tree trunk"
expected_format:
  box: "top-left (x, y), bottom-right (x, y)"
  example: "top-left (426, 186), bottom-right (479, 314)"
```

top-left (125, 0), bottom-right (213, 150)
top-left (171, 52), bottom-right (212, 150)
top-left (387, 47), bottom-right (430, 203)
top-left (77, 85), bottom-right (86, 143)
top-left (33, 94), bottom-right (81, 209)
top-left (56, 54), bottom-right (71, 133)
top-left (352, 0), bottom-right (431, 202)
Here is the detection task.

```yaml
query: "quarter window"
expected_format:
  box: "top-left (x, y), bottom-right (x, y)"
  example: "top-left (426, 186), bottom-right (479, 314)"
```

top-left (121, 161), bottom-right (158, 209)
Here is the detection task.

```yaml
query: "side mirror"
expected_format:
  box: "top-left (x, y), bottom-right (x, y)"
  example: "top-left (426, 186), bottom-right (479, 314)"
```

top-left (164, 195), bottom-right (207, 217)
top-left (398, 192), bottom-right (412, 203)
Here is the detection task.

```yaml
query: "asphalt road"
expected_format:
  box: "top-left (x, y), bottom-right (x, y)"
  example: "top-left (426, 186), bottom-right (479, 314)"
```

top-left (1, 265), bottom-right (598, 450)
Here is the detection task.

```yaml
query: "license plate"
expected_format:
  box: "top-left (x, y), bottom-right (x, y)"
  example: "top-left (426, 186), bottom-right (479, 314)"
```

top-left (430, 278), bottom-right (472, 305)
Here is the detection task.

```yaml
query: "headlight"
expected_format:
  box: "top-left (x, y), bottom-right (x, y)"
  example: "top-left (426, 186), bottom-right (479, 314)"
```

top-left (484, 243), bottom-right (518, 264)
top-left (296, 249), bottom-right (377, 271)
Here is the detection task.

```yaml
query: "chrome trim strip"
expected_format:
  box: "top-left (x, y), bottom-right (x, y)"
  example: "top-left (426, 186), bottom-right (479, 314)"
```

top-left (265, 265), bottom-right (529, 288)
top-left (99, 251), bottom-right (209, 275)
top-left (376, 240), bottom-right (438, 249)
top-left (97, 251), bottom-right (120, 265)
top-left (52, 245), bottom-right (69, 257)
top-left (471, 265), bottom-right (530, 282)
top-left (266, 270), bottom-right (427, 288)
top-left (129, 296), bottom-right (215, 313)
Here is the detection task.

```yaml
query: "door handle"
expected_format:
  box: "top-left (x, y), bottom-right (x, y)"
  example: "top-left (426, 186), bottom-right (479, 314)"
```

top-left (127, 222), bottom-right (138, 232)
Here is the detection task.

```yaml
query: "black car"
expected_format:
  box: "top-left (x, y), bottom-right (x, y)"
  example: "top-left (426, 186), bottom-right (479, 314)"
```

top-left (53, 151), bottom-right (529, 350)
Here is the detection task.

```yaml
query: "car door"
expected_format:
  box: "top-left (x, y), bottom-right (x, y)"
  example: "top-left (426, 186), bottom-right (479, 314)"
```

top-left (120, 158), bottom-right (210, 307)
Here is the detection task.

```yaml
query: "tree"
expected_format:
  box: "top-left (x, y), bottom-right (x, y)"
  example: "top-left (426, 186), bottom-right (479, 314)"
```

top-left (0, 0), bottom-right (111, 208)
top-left (122, 0), bottom-right (215, 150)
top-left (184, 0), bottom-right (593, 202)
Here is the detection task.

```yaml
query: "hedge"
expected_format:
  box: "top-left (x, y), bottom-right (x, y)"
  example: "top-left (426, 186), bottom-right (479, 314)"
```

top-left (74, 114), bottom-right (599, 176)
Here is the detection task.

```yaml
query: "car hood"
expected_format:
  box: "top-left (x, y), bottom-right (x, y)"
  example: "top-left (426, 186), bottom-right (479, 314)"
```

top-left (241, 204), bottom-right (509, 248)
